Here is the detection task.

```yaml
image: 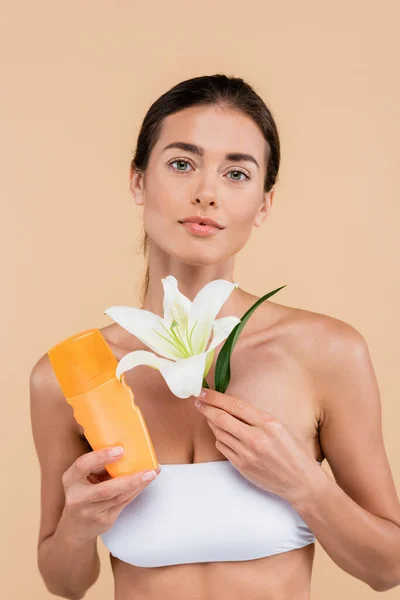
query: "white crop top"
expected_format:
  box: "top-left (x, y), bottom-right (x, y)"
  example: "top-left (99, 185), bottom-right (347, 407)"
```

top-left (101, 458), bottom-right (322, 568)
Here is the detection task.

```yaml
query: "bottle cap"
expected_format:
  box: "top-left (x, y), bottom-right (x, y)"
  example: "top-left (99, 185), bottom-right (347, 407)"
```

top-left (48, 328), bottom-right (119, 397)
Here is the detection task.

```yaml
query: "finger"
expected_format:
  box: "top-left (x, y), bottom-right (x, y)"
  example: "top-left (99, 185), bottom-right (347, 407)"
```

top-left (215, 439), bottom-right (239, 463)
top-left (73, 447), bottom-right (125, 480)
top-left (91, 459), bottom-right (150, 482)
top-left (208, 419), bottom-right (242, 454)
top-left (90, 464), bottom-right (114, 476)
top-left (98, 485), bottom-right (146, 512)
top-left (201, 389), bottom-right (269, 427)
top-left (86, 470), bottom-right (112, 484)
top-left (89, 463), bottom-right (161, 484)
top-left (88, 468), bottom-right (159, 504)
top-left (203, 405), bottom-right (252, 441)
top-left (99, 493), bottom-right (140, 520)
top-left (100, 464), bottom-right (162, 510)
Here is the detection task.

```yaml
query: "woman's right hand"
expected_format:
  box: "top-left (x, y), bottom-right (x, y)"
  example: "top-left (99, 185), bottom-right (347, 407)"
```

top-left (61, 447), bottom-right (161, 541)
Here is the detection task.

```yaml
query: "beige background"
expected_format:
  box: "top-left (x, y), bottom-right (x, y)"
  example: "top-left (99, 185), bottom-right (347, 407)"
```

top-left (1, 0), bottom-right (399, 597)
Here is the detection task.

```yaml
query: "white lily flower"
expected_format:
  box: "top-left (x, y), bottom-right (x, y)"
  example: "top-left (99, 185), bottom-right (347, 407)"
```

top-left (104, 275), bottom-right (240, 398)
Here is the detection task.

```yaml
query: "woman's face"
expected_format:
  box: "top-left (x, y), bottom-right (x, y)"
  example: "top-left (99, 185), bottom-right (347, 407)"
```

top-left (130, 104), bottom-right (274, 266)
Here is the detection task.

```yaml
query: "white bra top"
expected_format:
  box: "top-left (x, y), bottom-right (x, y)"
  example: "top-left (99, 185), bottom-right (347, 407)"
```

top-left (100, 458), bottom-right (322, 568)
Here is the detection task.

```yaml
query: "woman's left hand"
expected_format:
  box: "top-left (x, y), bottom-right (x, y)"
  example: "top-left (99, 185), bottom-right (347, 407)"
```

top-left (194, 388), bottom-right (326, 505)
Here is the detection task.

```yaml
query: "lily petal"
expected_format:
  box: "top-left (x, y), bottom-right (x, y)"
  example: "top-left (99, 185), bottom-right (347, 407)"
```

top-left (115, 348), bottom-right (207, 399)
top-left (104, 306), bottom-right (183, 360)
top-left (188, 280), bottom-right (239, 354)
top-left (115, 349), bottom-right (174, 380)
top-left (207, 315), bottom-right (241, 352)
top-left (203, 348), bottom-right (215, 379)
top-left (161, 275), bottom-right (192, 329)
top-left (158, 352), bottom-right (207, 398)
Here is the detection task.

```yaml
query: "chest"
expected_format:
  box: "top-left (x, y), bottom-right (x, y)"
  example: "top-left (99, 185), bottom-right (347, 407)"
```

top-left (78, 328), bottom-right (322, 464)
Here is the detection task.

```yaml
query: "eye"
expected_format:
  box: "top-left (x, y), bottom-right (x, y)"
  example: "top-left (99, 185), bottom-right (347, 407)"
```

top-left (168, 159), bottom-right (192, 173)
top-left (167, 159), bottom-right (251, 182)
top-left (227, 169), bottom-right (250, 182)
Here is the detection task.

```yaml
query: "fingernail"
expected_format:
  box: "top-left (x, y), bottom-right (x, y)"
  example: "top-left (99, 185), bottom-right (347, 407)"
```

top-left (196, 389), bottom-right (206, 398)
top-left (142, 470), bottom-right (157, 481)
top-left (109, 446), bottom-right (124, 456)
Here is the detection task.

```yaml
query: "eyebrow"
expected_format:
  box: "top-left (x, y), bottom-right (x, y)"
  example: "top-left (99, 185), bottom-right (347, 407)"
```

top-left (162, 142), bottom-right (260, 170)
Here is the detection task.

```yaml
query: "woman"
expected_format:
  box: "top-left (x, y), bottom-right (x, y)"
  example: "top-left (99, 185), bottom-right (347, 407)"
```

top-left (30, 74), bottom-right (400, 599)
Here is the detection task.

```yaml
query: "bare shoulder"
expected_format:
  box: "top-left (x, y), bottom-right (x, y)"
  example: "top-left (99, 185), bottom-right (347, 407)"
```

top-left (286, 306), bottom-right (368, 388)
top-left (243, 296), bottom-right (365, 380)
top-left (271, 302), bottom-right (367, 406)
top-left (273, 301), bottom-right (365, 358)
top-left (30, 351), bottom-right (69, 410)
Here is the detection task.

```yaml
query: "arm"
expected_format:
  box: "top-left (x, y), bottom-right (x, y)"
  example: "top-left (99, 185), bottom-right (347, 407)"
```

top-left (38, 512), bottom-right (99, 600)
top-left (38, 514), bottom-right (100, 600)
top-left (290, 318), bottom-right (400, 592)
top-left (30, 354), bottom-right (100, 599)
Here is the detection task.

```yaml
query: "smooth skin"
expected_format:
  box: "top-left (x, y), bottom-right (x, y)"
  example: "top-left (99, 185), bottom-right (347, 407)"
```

top-left (30, 105), bottom-right (400, 599)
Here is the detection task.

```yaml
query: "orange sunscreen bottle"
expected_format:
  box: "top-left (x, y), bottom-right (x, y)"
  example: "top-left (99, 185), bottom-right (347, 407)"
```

top-left (47, 328), bottom-right (158, 478)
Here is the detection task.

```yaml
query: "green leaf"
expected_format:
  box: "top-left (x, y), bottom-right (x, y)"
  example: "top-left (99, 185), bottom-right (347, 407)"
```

top-left (214, 285), bottom-right (287, 393)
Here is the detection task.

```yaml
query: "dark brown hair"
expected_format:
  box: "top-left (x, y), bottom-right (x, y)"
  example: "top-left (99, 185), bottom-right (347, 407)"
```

top-left (130, 74), bottom-right (281, 305)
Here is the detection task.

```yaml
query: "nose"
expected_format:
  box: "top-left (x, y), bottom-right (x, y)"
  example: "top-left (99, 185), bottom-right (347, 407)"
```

top-left (191, 173), bottom-right (219, 206)
top-left (192, 194), bottom-right (219, 207)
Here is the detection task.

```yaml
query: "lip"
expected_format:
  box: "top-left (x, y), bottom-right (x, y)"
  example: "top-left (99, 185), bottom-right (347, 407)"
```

top-left (179, 215), bottom-right (225, 229)
top-left (179, 222), bottom-right (222, 236)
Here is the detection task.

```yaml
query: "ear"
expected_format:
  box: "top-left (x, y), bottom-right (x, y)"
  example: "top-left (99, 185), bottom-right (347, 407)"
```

top-left (254, 188), bottom-right (275, 228)
top-left (130, 167), bottom-right (145, 206)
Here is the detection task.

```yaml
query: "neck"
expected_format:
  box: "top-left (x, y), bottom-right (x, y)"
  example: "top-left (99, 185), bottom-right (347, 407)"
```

top-left (140, 239), bottom-right (246, 319)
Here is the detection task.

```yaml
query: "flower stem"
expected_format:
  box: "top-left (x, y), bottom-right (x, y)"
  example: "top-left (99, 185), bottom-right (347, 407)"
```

top-left (202, 378), bottom-right (209, 389)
